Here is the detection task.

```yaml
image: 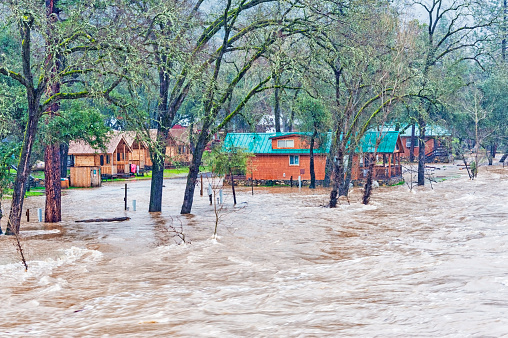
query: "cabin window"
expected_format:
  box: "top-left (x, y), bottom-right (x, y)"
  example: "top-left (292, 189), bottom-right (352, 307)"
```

top-left (277, 139), bottom-right (294, 148)
top-left (289, 155), bottom-right (299, 166)
top-left (106, 155), bottom-right (110, 164)
top-left (406, 139), bottom-right (418, 148)
top-left (100, 155), bottom-right (104, 166)
top-left (117, 153), bottom-right (120, 161)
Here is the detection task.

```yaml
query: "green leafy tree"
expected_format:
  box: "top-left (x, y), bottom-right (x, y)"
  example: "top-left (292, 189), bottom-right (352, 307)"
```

top-left (0, 0), bottom-right (130, 234)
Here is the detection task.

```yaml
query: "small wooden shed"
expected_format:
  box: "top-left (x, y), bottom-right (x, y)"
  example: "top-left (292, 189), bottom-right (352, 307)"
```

top-left (70, 166), bottom-right (102, 188)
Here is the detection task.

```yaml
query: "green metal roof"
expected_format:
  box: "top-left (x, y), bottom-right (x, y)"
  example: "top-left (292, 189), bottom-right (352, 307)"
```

top-left (358, 131), bottom-right (400, 153)
top-left (224, 131), bottom-right (400, 154)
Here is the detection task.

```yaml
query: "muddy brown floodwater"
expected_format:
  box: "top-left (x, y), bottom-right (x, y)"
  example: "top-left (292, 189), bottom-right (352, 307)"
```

top-left (1, 163), bottom-right (508, 337)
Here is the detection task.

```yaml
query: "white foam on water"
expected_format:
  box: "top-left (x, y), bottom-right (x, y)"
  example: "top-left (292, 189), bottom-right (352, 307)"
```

top-left (19, 229), bottom-right (61, 237)
top-left (0, 246), bottom-right (103, 285)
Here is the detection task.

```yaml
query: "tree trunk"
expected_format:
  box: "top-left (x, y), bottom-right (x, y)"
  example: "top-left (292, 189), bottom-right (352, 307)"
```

top-left (180, 134), bottom-right (207, 214)
top-left (274, 73), bottom-right (281, 133)
top-left (6, 105), bottom-right (40, 235)
top-left (148, 62), bottom-right (171, 212)
top-left (362, 155), bottom-right (375, 205)
top-left (417, 119), bottom-right (426, 186)
top-left (230, 169), bottom-right (237, 205)
top-left (44, 142), bottom-right (62, 222)
top-left (329, 146), bottom-right (345, 207)
top-left (0, 200), bottom-right (3, 235)
top-left (309, 130), bottom-right (317, 189)
top-left (342, 151), bottom-right (354, 195)
top-left (44, 0), bottom-right (63, 223)
top-left (323, 155), bottom-right (332, 188)
top-left (410, 123), bottom-right (416, 162)
top-left (60, 143), bottom-right (69, 178)
top-left (148, 132), bottom-right (167, 212)
top-left (503, 0), bottom-right (507, 61)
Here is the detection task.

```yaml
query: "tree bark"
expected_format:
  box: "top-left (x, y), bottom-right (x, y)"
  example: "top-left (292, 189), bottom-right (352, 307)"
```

top-left (6, 105), bottom-right (40, 234)
top-left (417, 118), bottom-right (426, 186)
top-left (44, 142), bottom-right (62, 222)
top-left (274, 72), bottom-right (281, 133)
top-left (410, 123), bottom-right (416, 162)
top-left (323, 155), bottom-right (332, 188)
top-left (362, 154), bottom-right (375, 205)
top-left (309, 130), bottom-right (317, 189)
top-left (148, 61), bottom-right (171, 212)
top-left (329, 145), bottom-right (344, 207)
top-left (230, 169), bottom-right (237, 205)
top-left (60, 143), bottom-right (69, 178)
top-left (44, 0), bottom-right (63, 223)
top-left (148, 132), bottom-right (167, 212)
top-left (503, 0), bottom-right (507, 61)
top-left (180, 133), bottom-right (208, 214)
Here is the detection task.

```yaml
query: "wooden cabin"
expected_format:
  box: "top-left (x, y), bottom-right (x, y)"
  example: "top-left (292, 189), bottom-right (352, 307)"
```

top-left (398, 125), bottom-right (451, 162)
top-left (123, 131), bottom-right (152, 170)
top-left (350, 131), bottom-right (404, 181)
top-left (68, 132), bottom-right (133, 185)
top-left (223, 131), bottom-right (404, 183)
top-left (148, 126), bottom-right (193, 167)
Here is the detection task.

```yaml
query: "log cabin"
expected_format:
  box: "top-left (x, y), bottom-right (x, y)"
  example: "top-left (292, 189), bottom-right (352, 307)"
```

top-left (223, 131), bottom-right (404, 184)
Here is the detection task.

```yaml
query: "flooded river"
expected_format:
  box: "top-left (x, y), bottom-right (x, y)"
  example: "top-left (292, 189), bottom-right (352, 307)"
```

top-left (1, 164), bottom-right (508, 336)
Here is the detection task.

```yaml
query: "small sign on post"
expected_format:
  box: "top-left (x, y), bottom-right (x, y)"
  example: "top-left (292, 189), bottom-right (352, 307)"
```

top-left (132, 200), bottom-right (136, 211)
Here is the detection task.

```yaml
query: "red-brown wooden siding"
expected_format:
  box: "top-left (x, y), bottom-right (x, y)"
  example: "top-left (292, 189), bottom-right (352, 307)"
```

top-left (250, 154), bottom-right (327, 180)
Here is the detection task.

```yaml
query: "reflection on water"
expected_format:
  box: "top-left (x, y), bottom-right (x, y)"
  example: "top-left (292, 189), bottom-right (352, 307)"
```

top-left (1, 165), bottom-right (508, 336)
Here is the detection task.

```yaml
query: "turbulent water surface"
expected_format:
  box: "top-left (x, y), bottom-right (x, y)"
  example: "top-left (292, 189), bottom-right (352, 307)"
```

top-left (1, 164), bottom-right (508, 337)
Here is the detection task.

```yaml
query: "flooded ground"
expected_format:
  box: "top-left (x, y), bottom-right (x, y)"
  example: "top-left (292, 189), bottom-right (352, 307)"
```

top-left (1, 162), bottom-right (508, 336)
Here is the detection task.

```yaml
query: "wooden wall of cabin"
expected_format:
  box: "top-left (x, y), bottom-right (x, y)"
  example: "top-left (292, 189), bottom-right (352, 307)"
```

top-left (251, 154), bottom-right (327, 181)
top-left (70, 166), bottom-right (101, 187)
top-left (74, 154), bottom-right (100, 167)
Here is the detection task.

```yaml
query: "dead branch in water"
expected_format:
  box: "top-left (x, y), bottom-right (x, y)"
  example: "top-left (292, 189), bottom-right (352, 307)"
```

top-left (75, 217), bottom-right (130, 223)
top-left (12, 231), bottom-right (28, 271)
top-left (160, 216), bottom-right (189, 245)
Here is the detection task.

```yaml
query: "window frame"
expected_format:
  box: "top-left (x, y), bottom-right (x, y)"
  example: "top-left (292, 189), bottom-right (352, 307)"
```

top-left (277, 139), bottom-right (294, 148)
top-left (289, 155), bottom-right (300, 166)
top-left (406, 138), bottom-right (418, 148)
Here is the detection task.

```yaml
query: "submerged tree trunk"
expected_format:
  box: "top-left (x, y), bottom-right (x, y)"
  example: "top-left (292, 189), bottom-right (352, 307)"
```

top-left (309, 130), bottom-right (317, 189)
top-left (362, 155), bottom-right (376, 205)
top-left (417, 119), bottom-right (426, 186)
top-left (329, 145), bottom-right (345, 207)
top-left (230, 169), bottom-right (237, 205)
top-left (148, 62), bottom-right (171, 212)
top-left (149, 132), bottom-right (167, 212)
top-left (343, 151), bottom-right (354, 194)
top-left (180, 133), bottom-right (208, 214)
top-left (6, 105), bottom-right (40, 234)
